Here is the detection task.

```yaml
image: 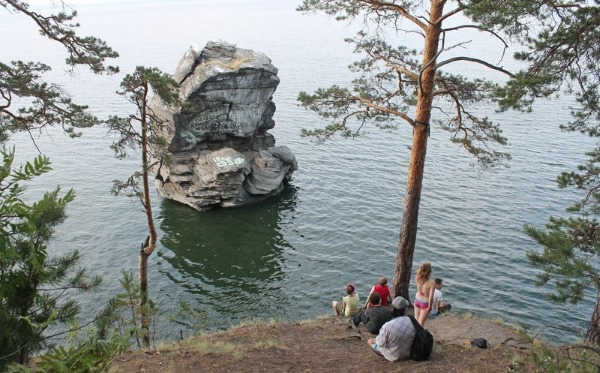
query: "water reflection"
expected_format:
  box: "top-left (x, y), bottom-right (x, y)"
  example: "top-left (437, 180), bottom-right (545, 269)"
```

top-left (157, 185), bottom-right (298, 331)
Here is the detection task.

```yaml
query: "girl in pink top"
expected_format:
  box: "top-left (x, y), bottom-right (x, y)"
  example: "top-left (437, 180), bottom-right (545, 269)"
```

top-left (414, 262), bottom-right (436, 326)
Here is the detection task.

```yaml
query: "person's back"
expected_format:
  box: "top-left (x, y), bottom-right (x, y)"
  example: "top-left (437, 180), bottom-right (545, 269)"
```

top-left (343, 293), bottom-right (360, 317)
top-left (365, 304), bottom-right (393, 334)
top-left (373, 284), bottom-right (390, 307)
top-left (365, 276), bottom-right (392, 308)
top-left (333, 283), bottom-right (360, 317)
top-left (414, 262), bottom-right (436, 325)
top-left (374, 316), bottom-right (416, 361)
top-left (352, 292), bottom-right (392, 334)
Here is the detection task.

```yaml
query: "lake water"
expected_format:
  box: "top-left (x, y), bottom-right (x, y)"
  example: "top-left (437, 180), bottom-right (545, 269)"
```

top-left (2, 0), bottom-right (595, 343)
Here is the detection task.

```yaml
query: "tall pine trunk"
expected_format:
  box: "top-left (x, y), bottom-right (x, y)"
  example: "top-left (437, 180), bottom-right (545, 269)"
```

top-left (393, 0), bottom-right (446, 299)
top-left (586, 291), bottom-right (600, 344)
top-left (139, 82), bottom-right (157, 348)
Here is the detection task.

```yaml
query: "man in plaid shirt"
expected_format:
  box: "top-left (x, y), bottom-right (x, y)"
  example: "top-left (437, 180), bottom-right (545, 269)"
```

top-left (368, 296), bottom-right (417, 362)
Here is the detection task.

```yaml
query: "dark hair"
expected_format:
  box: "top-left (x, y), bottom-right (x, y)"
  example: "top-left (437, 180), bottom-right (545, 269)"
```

top-left (346, 284), bottom-right (355, 295)
top-left (370, 292), bottom-right (381, 305)
top-left (434, 278), bottom-right (443, 284)
top-left (392, 307), bottom-right (406, 318)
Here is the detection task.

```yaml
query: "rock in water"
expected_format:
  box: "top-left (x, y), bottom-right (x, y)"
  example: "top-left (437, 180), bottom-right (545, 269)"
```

top-left (149, 41), bottom-right (297, 211)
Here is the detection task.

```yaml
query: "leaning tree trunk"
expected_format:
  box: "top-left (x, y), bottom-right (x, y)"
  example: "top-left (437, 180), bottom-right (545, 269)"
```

top-left (139, 82), bottom-right (157, 348)
top-left (393, 0), bottom-right (446, 299)
top-left (586, 291), bottom-right (600, 344)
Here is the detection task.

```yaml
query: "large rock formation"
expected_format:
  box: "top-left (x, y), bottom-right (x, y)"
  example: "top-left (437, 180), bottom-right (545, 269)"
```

top-left (149, 41), bottom-right (297, 211)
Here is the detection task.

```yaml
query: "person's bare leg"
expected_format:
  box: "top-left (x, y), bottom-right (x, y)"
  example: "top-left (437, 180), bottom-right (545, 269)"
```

top-left (419, 309), bottom-right (431, 326)
top-left (332, 301), bottom-right (340, 315)
top-left (414, 304), bottom-right (421, 321)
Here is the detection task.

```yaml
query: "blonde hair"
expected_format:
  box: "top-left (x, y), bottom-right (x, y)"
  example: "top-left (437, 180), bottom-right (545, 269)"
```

top-left (378, 276), bottom-right (388, 286)
top-left (415, 262), bottom-right (432, 286)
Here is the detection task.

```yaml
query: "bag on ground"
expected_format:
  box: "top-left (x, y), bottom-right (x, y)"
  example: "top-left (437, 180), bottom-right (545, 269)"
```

top-left (408, 315), bottom-right (434, 361)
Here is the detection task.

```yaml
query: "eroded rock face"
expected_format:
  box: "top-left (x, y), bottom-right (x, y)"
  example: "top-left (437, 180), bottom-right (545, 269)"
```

top-left (150, 41), bottom-right (297, 211)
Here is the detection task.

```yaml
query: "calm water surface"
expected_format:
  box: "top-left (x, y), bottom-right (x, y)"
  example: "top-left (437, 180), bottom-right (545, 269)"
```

top-left (2, 0), bottom-right (595, 343)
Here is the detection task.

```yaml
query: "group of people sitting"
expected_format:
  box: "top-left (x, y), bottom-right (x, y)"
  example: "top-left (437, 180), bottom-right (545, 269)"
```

top-left (330, 262), bottom-right (451, 362)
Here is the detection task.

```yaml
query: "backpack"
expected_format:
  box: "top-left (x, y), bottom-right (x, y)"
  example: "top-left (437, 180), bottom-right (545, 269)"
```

top-left (408, 316), bottom-right (434, 361)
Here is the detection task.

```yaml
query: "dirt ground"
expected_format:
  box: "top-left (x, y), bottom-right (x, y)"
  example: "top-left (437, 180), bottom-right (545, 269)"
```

top-left (110, 312), bottom-right (537, 373)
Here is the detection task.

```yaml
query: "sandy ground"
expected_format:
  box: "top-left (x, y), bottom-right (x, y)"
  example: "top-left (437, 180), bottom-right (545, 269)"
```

top-left (110, 312), bottom-right (536, 373)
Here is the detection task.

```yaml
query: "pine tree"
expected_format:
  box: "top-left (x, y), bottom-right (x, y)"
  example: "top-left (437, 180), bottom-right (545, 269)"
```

top-left (0, 0), bottom-right (118, 142)
top-left (0, 0), bottom-right (119, 366)
top-left (297, 0), bottom-right (522, 299)
top-left (469, 0), bottom-right (600, 344)
top-left (0, 148), bottom-right (103, 369)
top-left (299, 0), bottom-right (600, 342)
top-left (107, 66), bottom-right (180, 347)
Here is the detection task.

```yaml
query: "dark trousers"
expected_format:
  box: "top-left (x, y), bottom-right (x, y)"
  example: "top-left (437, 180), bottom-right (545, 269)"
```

top-left (351, 309), bottom-right (368, 326)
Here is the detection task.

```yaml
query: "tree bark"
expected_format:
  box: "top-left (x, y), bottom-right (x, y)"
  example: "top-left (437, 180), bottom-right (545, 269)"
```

top-left (393, 0), bottom-right (446, 299)
top-left (138, 242), bottom-right (152, 347)
top-left (139, 80), bottom-right (157, 348)
top-left (586, 291), bottom-right (600, 344)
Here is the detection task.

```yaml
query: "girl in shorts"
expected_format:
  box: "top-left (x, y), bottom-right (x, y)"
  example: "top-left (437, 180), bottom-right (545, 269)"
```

top-left (414, 262), bottom-right (435, 326)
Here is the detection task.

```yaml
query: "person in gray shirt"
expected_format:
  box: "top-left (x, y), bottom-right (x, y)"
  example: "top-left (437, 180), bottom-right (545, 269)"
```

top-left (351, 292), bottom-right (392, 334)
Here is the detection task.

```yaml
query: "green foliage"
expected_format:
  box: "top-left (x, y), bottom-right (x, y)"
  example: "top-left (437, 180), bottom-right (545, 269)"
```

top-left (468, 1), bottom-right (600, 129)
top-left (532, 343), bottom-right (576, 373)
top-left (526, 217), bottom-right (599, 305)
top-left (0, 2), bottom-right (129, 370)
top-left (114, 270), bottom-right (157, 348)
top-left (7, 332), bottom-right (128, 373)
top-left (525, 143), bottom-right (600, 342)
top-left (297, 0), bottom-right (419, 22)
top-left (297, 1), bottom-right (518, 168)
top-left (169, 301), bottom-right (209, 339)
top-left (0, 60), bottom-right (98, 140)
top-left (1, 1), bottom-right (118, 74)
top-left (492, 72), bottom-right (555, 113)
top-left (106, 66), bottom-right (180, 348)
top-left (517, 2), bottom-right (600, 342)
top-left (0, 0), bottom-right (118, 142)
top-left (516, 323), bottom-right (599, 372)
top-left (4, 269), bottom-right (165, 372)
top-left (0, 147), bottom-right (101, 370)
top-left (299, 1), bottom-right (599, 332)
top-left (298, 1), bottom-right (598, 167)
top-left (4, 270), bottom-right (155, 373)
top-left (530, 343), bottom-right (598, 373)
top-left (525, 147), bottom-right (600, 313)
top-left (106, 66), bottom-right (180, 196)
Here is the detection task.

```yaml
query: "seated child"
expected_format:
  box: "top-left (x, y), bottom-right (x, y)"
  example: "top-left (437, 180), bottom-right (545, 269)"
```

top-left (430, 278), bottom-right (452, 318)
top-left (332, 283), bottom-right (360, 317)
top-left (364, 276), bottom-right (392, 308)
